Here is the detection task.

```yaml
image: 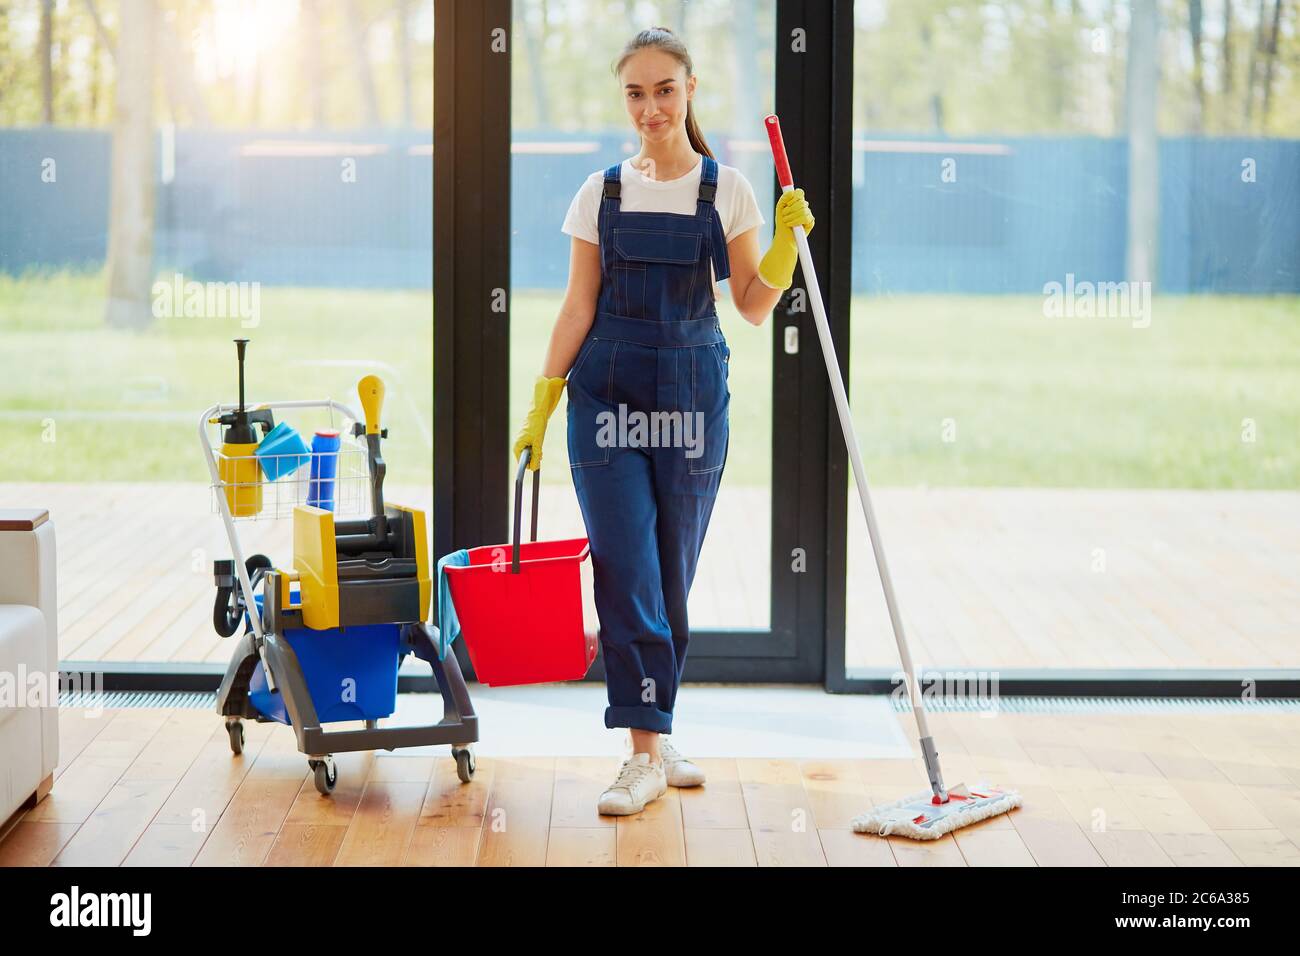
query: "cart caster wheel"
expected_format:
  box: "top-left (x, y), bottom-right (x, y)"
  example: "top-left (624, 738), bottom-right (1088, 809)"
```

top-left (453, 747), bottom-right (475, 783)
top-left (310, 758), bottom-right (338, 795)
top-left (227, 721), bottom-right (245, 755)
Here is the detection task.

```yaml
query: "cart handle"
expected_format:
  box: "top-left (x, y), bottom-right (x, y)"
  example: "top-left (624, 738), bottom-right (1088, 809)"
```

top-left (512, 448), bottom-right (541, 574)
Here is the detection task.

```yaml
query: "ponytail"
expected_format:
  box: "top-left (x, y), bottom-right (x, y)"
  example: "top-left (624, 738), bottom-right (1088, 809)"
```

top-left (684, 100), bottom-right (714, 159)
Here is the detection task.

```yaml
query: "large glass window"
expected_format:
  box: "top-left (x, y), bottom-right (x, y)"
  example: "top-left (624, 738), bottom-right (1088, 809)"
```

top-left (0, 0), bottom-right (435, 668)
top-left (846, 0), bottom-right (1299, 674)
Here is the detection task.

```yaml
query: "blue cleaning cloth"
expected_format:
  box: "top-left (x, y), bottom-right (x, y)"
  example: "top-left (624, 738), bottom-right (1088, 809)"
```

top-left (435, 549), bottom-right (470, 660)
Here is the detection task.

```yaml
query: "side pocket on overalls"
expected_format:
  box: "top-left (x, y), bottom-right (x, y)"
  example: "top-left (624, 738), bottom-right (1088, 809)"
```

top-left (687, 342), bottom-right (729, 476)
top-left (567, 338), bottom-right (616, 469)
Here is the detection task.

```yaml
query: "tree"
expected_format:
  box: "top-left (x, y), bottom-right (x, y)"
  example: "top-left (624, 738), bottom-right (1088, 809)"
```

top-left (1126, 0), bottom-right (1160, 288)
top-left (88, 10), bottom-right (101, 123)
top-left (1188, 0), bottom-right (1205, 131)
top-left (302, 0), bottom-right (327, 127)
top-left (1260, 0), bottom-right (1286, 127)
top-left (1244, 0), bottom-right (1267, 124)
top-left (0, 4), bottom-right (15, 119)
top-left (346, 0), bottom-right (381, 126)
top-left (104, 0), bottom-right (157, 330)
top-left (519, 0), bottom-right (551, 127)
top-left (39, 0), bottom-right (53, 123)
top-left (157, 12), bottom-right (211, 125)
top-left (1221, 0), bottom-right (1234, 105)
top-left (396, 0), bottom-right (413, 127)
top-left (920, 21), bottom-right (944, 132)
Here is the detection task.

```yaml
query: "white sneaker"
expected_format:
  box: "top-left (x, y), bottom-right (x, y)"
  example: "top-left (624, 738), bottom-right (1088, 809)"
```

top-left (597, 752), bottom-right (667, 816)
top-left (660, 738), bottom-right (706, 787)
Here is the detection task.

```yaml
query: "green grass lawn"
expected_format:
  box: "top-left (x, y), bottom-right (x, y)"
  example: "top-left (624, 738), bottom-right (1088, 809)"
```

top-left (843, 292), bottom-right (1300, 488)
top-left (514, 289), bottom-right (1300, 489)
top-left (0, 270), bottom-right (433, 483)
top-left (2, 271), bottom-right (1296, 489)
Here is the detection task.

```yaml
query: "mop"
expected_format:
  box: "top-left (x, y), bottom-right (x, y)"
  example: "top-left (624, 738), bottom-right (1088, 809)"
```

top-left (764, 115), bottom-right (1022, 840)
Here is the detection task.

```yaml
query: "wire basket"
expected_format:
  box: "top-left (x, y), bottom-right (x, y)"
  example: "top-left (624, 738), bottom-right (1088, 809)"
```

top-left (206, 422), bottom-right (370, 521)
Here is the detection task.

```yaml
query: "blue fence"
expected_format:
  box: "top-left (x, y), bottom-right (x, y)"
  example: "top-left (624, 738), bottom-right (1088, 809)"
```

top-left (1, 129), bottom-right (1295, 293)
top-left (0, 129), bottom-right (432, 288)
top-left (512, 132), bottom-right (1299, 294)
top-left (856, 136), bottom-right (1298, 294)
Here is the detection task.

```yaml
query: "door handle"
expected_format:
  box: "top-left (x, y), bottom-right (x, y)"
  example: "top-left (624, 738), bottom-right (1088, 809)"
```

top-left (784, 325), bottom-right (799, 354)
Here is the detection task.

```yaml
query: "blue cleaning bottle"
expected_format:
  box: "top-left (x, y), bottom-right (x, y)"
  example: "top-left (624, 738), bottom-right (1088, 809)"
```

top-left (307, 429), bottom-right (342, 511)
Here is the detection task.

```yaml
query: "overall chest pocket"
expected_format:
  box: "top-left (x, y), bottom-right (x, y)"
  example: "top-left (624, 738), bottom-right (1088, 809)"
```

top-left (611, 229), bottom-right (703, 319)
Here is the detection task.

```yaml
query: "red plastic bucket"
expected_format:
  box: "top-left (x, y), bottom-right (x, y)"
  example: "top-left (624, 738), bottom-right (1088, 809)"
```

top-left (443, 449), bottom-right (597, 686)
top-left (445, 537), bottom-right (596, 686)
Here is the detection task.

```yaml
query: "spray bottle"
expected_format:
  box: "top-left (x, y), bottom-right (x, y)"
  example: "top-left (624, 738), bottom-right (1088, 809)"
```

top-left (214, 339), bottom-right (275, 516)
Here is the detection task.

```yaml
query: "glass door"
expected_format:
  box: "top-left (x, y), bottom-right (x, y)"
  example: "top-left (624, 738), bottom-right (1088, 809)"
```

top-left (840, 0), bottom-right (1300, 691)
top-left (506, 0), bottom-right (814, 679)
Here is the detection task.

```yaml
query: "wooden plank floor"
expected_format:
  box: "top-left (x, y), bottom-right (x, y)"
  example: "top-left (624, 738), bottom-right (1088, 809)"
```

top-left (3, 704), bottom-right (1298, 866)
top-left (4, 482), bottom-right (1298, 669)
top-left (846, 487), bottom-right (1300, 669)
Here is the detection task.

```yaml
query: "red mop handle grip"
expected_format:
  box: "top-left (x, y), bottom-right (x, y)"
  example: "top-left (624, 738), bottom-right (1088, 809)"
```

top-left (764, 114), bottom-right (794, 189)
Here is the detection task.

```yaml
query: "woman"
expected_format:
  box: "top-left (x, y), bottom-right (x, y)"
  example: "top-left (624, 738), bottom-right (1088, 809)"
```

top-left (512, 26), bottom-right (814, 815)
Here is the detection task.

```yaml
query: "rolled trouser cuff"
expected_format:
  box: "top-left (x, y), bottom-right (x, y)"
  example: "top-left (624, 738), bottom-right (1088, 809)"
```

top-left (605, 704), bottom-right (673, 734)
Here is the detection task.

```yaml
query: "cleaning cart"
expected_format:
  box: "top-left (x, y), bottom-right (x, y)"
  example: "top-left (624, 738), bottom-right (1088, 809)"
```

top-left (201, 340), bottom-right (477, 795)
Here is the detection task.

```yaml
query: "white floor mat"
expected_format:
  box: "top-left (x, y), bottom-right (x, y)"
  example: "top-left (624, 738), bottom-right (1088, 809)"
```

top-left (384, 682), bottom-right (912, 758)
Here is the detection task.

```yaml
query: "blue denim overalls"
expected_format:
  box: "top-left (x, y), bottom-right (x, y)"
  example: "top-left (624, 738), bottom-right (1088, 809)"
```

top-left (566, 154), bottom-right (732, 734)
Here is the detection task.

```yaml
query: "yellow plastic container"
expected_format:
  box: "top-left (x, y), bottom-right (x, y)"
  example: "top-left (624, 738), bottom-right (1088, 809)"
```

top-left (220, 441), bottom-right (263, 516)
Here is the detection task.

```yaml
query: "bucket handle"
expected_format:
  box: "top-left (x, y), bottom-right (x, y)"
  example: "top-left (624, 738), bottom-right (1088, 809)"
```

top-left (512, 447), bottom-right (541, 573)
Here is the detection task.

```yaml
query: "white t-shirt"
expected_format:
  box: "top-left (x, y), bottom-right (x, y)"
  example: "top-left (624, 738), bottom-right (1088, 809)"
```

top-left (561, 156), bottom-right (766, 299)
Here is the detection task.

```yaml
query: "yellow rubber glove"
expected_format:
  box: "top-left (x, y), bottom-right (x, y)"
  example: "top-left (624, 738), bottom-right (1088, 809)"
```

top-left (758, 188), bottom-right (816, 290)
top-left (513, 375), bottom-right (567, 470)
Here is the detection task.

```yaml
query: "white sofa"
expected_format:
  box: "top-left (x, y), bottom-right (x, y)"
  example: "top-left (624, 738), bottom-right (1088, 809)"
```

top-left (0, 509), bottom-right (59, 827)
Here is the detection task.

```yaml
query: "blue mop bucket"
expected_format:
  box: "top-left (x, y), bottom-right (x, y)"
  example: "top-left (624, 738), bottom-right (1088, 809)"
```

top-left (246, 592), bottom-right (402, 726)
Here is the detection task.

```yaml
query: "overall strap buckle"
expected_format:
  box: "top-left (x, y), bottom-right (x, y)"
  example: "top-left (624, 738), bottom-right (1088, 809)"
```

top-left (602, 163), bottom-right (622, 201)
top-left (696, 155), bottom-right (718, 204)
top-left (695, 157), bottom-right (724, 277)
top-left (600, 164), bottom-right (622, 254)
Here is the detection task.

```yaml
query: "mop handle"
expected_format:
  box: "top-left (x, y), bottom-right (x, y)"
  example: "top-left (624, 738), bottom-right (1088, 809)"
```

top-left (763, 115), bottom-right (933, 744)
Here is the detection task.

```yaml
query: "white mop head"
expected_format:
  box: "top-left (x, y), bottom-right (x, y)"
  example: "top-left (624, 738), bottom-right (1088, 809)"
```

top-left (851, 782), bottom-right (1023, 840)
